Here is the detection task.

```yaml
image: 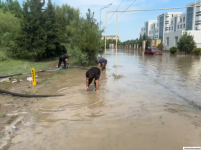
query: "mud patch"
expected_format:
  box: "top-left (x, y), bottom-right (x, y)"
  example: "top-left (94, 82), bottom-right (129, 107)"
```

top-left (164, 103), bottom-right (201, 127)
top-left (6, 116), bottom-right (19, 124)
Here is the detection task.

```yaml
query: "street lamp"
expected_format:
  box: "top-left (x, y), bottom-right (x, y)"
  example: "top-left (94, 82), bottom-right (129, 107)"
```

top-left (100, 3), bottom-right (112, 30)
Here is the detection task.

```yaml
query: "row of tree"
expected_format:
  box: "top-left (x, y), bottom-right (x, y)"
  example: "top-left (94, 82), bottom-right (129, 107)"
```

top-left (0, 0), bottom-right (102, 65)
top-left (118, 32), bottom-right (197, 54)
top-left (99, 34), bottom-right (151, 50)
top-left (117, 33), bottom-right (151, 48)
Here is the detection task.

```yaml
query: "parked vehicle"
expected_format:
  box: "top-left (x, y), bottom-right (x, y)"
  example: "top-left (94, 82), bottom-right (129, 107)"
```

top-left (145, 47), bottom-right (162, 55)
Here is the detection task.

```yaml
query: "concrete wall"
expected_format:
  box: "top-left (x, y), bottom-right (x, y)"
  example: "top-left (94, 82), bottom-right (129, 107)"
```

top-left (163, 30), bottom-right (201, 50)
top-left (163, 30), bottom-right (183, 50)
top-left (187, 30), bottom-right (201, 47)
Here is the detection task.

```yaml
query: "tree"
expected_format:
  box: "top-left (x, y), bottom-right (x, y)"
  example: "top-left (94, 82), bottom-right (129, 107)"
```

top-left (1, 0), bottom-right (22, 17)
top-left (10, 0), bottom-right (22, 18)
top-left (79, 9), bottom-right (101, 62)
top-left (0, 9), bottom-right (20, 46)
top-left (12, 0), bottom-right (46, 61)
top-left (42, 0), bottom-right (66, 58)
top-left (177, 32), bottom-right (196, 54)
top-left (0, 0), bottom-right (2, 8)
top-left (1, 2), bottom-right (9, 13)
top-left (63, 8), bottom-right (100, 65)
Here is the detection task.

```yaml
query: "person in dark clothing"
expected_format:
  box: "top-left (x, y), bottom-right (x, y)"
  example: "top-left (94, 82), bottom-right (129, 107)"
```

top-left (86, 67), bottom-right (101, 93)
top-left (96, 58), bottom-right (107, 70)
top-left (58, 55), bottom-right (69, 69)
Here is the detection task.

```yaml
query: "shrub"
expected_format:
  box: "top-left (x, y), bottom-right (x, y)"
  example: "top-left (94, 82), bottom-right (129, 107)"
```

top-left (67, 46), bottom-right (89, 66)
top-left (170, 46), bottom-right (177, 54)
top-left (157, 43), bottom-right (164, 50)
top-left (177, 32), bottom-right (196, 54)
top-left (0, 55), bottom-right (7, 61)
top-left (193, 48), bottom-right (201, 56)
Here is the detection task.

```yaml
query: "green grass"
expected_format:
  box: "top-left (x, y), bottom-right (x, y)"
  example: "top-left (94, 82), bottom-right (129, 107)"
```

top-left (0, 47), bottom-right (58, 76)
top-left (0, 58), bottom-right (58, 76)
top-left (0, 49), bottom-right (80, 76)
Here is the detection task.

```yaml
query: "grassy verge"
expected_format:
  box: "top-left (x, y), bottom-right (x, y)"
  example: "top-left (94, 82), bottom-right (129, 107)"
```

top-left (0, 49), bottom-right (80, 76)
top-left (0, 46), bottom-right (57, 75)
top-left (0, 58), bottom-right (58, 76)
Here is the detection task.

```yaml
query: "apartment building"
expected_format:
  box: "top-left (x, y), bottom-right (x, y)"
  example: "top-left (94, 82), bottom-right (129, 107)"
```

top-left (149, 22), bottom-right (159, 39)
top-left (164, 0), bottom-right (201, 50)
top-left (140, 20), bottom-right (157, 37)
top-left (139, 0), bottom-right (201, 50)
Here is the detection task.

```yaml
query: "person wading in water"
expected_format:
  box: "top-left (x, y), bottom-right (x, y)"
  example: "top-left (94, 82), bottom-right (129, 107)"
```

top-left (96, 58), bottom-right (107, 70)
top-left (86, 67), bottom-right (101, 93)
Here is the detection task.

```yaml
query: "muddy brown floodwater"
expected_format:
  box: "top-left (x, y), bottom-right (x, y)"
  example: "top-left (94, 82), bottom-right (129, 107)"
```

top-left (1, 49), bottom-right (201, 150)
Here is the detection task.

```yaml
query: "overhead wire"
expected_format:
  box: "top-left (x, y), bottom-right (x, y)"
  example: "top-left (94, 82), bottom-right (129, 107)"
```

top-left (106, 3), bottom-right (201, 27)
top-left (107, 0), bottom-right (137, 27)
top-left (107, 5), bottom-right (201, 13)
top-left (107, 0), bottom-right (125, 23)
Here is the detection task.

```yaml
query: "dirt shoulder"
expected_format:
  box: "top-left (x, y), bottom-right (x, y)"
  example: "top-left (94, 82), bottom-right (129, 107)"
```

top-left (0, 59), bottom-right (69, 149)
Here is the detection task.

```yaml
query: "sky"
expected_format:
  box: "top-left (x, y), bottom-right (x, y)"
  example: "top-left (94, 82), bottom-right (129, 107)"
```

top-left (17, 0), bottom-right (196, 41)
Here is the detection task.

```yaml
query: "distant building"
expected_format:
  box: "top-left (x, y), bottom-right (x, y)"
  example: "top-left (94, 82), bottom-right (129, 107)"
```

top-left (140, 20), bottom-right (157, 38)
top-left (101, 35), bottom-right (120, 41)
top-left (139, 0), bottom-right (201, 50)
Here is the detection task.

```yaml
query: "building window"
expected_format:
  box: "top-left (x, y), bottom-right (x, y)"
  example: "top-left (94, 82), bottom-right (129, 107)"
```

top-left (186, 7), bottom-right (194, 30)
top-left (180, 24), bottom-right (182, 28)
top-left (183, 24), bottom-right (185, 28)
top-left (195, 20), bottom-right (201, 25)
top-left (165, 27), bottom-right (169, 31)
top-left (178, 25), bottom-right (179, 29)
top-left (183, 17), bottom-right (185, 22)
top-left (175, 37), bottom-right (178, 45)
top-left (196, 11), bottom-right (201, 16)
top-left (167, 37), bottom-right (169, 46)
top-left (180, 18), bottom-right (182, 22)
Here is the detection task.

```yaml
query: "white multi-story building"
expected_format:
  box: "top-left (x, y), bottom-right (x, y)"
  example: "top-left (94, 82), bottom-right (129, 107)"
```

top-left (149, 22), bottom-right (159, 39)
top-left (139, 0), bottom-right (201, 50)
top-left (140, 20), bottom-right (157, 37)
top-left (164, 0), bottom-right (201, 50)
top-left (158, 12), bottom-right (183, 42)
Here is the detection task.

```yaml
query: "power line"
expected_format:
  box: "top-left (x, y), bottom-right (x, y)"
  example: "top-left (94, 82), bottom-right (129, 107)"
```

top-left (107, 0), bottom-right (137, 27)
top-left (106, 4), bottom-right (201, 28)
top-left (107, 0), bottom-right (125, 23)
top-left (107, 4), bottom-right (201, 13)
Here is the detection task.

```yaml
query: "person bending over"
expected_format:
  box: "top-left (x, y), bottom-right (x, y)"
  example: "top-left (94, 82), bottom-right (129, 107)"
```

top-left (96, 58), bottom-right (107, 70)
top-left (58, 55), bottom-right (69, 69)
top-left (86, 67), bottom-right (101, 93)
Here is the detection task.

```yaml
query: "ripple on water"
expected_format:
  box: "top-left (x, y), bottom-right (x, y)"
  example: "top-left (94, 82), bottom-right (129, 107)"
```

top-left (38, 86), bottom-right (104, 114)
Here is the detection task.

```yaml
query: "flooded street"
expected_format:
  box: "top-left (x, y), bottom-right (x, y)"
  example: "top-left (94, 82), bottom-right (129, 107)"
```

top-left (5, 50), bottom-right (201, 150)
